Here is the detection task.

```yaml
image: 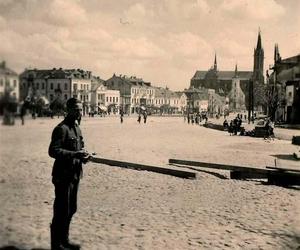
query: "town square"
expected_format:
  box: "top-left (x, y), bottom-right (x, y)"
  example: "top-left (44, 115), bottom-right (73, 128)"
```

top-left (0, 0), bottom-right (300, 249)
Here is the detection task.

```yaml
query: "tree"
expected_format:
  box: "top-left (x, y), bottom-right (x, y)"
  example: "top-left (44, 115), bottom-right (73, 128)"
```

top-left (50, 97), bottom-right (65, 117)
top-left (0, 88), bottom-right (18, 125)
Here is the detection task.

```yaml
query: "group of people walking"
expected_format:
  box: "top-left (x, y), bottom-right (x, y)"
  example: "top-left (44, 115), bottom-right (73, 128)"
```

top-left (137, 111), bottom-right (148, 124)
top-left (185, 112), bottom-right (208, 125)
top-left (223, 114), bottom-right (244, 136)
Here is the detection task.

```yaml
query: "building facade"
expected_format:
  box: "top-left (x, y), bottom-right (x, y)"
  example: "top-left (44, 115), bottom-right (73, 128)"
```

top-left (91, 78), bottom-right (120, 114)
top-left (269, 48), bottom-right (300, 123)
top-left (20, 68), bottom-right (93, 115)
top-left (0, 61), bottom-right (19, 101)
top-left (105, 74), bottom-right (154, 114)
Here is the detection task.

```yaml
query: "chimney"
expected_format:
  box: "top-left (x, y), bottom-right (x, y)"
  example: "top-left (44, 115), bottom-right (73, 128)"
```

top-left (1, 61), bottom-right (6, 69)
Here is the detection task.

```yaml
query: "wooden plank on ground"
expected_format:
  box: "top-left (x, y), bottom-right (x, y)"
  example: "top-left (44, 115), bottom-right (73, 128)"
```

top-left (266, 166), bottom-right (300, 173)
top-left (90, 157), bottom-right (196, 179)
top-left (230, 170), bottom-right (268, 180)
top-left (267, 171), bottom-right (300, 186)
top-left (169, 159), bottom-right (269, 174)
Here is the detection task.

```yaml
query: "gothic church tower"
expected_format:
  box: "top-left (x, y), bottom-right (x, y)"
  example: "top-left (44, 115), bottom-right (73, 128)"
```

top-left (253, 30), bottom-right (264, 84)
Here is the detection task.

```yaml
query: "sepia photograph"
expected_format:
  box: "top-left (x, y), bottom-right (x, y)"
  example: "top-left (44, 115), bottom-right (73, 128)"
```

top-left (0, 0), bottom-right (300, 249)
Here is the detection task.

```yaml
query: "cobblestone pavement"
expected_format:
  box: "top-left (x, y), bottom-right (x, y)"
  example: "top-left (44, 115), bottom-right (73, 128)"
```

top-left (0, 116), bottom-right (299, 250)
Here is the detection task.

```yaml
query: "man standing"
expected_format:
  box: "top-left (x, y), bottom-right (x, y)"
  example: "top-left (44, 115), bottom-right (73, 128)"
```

top-left (49, 98), bottom-right (90, 250)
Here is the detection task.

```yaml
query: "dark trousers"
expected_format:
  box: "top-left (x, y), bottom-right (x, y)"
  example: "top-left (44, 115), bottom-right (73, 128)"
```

top-left (51, 180), bottom-right (79, 247)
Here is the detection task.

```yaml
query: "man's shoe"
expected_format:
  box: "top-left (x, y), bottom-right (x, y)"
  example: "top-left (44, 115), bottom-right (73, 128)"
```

top-left (62, 240), bottom-right (81, 250)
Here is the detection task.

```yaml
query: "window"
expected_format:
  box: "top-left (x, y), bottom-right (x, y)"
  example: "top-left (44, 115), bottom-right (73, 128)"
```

top-left (87, 85), bottom-right (89, 90)
top-left (42, 82), bottom-right (45, 89)
top-left (113, 97), bottom-right (115, 103)
top-left (50, 83), bottom-right (53, 90)
top-left (106, 97), bottom-right (108, 102)
top-left (64, 83), bottom-right (68, 90)
top-left (80, 95), bottom-right (83, 100)
top-left (5, 79), bottom-right (10, 87)
top-left (64, 94), bottom-right (68, 100)
top-left (50, 94), bottom-right (53, 101)
top-left (98, 94), bottom-right (100, 100)
top-left (81, 84), bottom-right (83, 90)
top-left (57, 83), bottom-right (60, 89)
top-left (73, 84), bottom-right (77, 91)
top-left (13, 80), bottom-right (17, 87)
top-left (36, 82), bottom-right (39, 89)
top-left (110, 97), bottom-right (112, 102)
top-left (116, 97), bottom-right (118, 102)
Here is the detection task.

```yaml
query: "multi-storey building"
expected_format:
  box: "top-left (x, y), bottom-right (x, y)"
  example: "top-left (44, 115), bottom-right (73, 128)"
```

top-left (91, 77), bottom-right (120, 114)
top-left (0, 61), bottom-right (19, 101)
top-left (269, 47), bottom-right (300, 123)
top-left (105, 74), bottom-right (154, 114)
top-left (20, 68), bottom-right (92, 115)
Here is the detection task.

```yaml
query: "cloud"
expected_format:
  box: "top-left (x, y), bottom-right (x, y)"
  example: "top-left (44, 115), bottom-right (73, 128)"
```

top-left (220, 0), bottom-right (285, 20)
top-left (45, 0), bottom-right (87, 26)
top-left (163, 32), bottom-right (212, 59)
top-left (111, 37), bottom-right (165, 59)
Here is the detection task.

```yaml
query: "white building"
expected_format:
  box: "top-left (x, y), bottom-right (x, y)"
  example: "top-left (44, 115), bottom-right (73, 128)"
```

top-left (91, 78), bottom-right (120, 114)
top-left (0, 61), bottom-right (19, 101)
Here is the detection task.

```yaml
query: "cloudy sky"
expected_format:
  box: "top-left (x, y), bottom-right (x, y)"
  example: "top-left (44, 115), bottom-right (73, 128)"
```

top-left (0, 0), bottom-right (299, 90)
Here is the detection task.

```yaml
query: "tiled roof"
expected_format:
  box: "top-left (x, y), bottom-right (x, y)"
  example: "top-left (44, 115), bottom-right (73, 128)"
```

top-left (20, 68), bottom-right (92, 79)
top-left (0, 61), bottom-right (18, 76)
top-left (0, 67), bottom-right (18, 76)
top-left (192, 70), bottom-right (253, 80)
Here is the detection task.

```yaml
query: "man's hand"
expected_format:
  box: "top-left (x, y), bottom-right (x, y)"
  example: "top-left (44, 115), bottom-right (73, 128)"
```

top-left (75, 150), bottom-right (89, 160)
top-left (81, 153), bottom-right (92, 164)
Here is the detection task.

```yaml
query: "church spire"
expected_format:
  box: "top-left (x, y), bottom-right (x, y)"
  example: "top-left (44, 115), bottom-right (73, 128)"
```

top-left (256, 27), bottom-right (262, 50)
top-left (234, 63), bottom-right (238, 77)
top-left (253, 28), bottom-right (264, 84)
top-left (213, 52), bottom-right (217, 71)
top-left (274, 43), bottom-right (281, 62)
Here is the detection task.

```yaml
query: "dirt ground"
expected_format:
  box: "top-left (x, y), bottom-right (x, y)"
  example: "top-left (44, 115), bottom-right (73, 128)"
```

top-left (0, 116), bottom-right (299, 250)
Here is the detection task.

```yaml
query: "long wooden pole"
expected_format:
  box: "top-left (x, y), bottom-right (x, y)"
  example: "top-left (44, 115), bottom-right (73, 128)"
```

top-left (90, 157), bottom-right (196, 179)
top-left (169, 159), bottom-right (269, 174)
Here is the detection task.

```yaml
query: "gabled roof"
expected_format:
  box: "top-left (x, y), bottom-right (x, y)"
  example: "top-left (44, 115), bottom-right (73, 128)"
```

top-left (20, 68), bottom-right (93, 80)
top-left (192, 70), bottom-right (253, 80)
top-left (0, 61), bottom-right (18, 76)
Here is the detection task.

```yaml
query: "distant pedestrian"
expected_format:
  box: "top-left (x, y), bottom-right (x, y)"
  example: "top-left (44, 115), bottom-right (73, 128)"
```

top-left (143, 112), bottom-right (147, 124)
top-left (120, 109), bottom-right (124, 123)
top-left (137, 113), bottom-right (141, 123)
top-left (20, 104), bottom-right (26, 125)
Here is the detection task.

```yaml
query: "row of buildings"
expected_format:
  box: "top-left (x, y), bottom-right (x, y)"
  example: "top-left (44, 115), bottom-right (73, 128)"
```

top-left (0, 30), bottom-right (299, 122)
top-left (0, 64), bottom-right (191, 115)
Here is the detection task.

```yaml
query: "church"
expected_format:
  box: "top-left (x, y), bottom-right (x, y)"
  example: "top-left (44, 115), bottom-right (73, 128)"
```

top-left (190, 31), bottom-right (264, 111)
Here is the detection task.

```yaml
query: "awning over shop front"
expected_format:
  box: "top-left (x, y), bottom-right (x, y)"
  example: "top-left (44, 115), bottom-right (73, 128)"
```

top-left (98, 105), bottom-right (107, 111)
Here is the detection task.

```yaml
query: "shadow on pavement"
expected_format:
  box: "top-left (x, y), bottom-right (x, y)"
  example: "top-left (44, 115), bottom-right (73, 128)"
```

top-left (272, 154), bottom-right (300, 161)
top-left (0, 246), bottom-right (49, 250)
top-left (169, 163), bottom-right (228, 179)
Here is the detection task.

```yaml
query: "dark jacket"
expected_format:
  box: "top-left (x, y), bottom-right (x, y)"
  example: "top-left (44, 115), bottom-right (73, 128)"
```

top-left (49, 118), bottom-right (84, 183)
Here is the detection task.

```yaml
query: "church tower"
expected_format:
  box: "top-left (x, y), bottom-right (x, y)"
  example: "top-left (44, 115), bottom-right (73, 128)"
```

top-left (253, 29), bottom-right (264, 84)
top-left (213, 53), bottom-right (217, 71)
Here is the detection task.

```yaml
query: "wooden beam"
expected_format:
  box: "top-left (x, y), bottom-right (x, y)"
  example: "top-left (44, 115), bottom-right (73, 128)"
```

top-left (267, 171), bottom-right (300, 186)
top-left (266, 166), bottom-right (300, 173)
top-left (90, 157), bottom-right (196, 179)
top-left (169, 159), bottom-right (269, 174)
top-left (230, 170), bottom-right (268, 180)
